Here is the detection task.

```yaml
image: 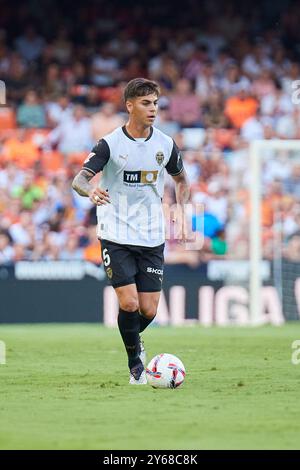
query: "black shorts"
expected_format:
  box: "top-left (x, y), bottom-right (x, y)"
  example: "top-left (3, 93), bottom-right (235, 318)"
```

top-left (100, 239), bottom-right (164, 292)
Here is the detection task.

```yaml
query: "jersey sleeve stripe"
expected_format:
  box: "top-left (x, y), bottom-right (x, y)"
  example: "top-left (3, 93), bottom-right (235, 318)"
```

top-left (82, 167), bottom-right (96, 175)
top-left (167, 167), bottom-right (184, 176)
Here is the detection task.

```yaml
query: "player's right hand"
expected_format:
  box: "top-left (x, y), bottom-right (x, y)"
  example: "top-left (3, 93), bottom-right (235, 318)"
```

top-left (88, 188), bottom-right (110, 205)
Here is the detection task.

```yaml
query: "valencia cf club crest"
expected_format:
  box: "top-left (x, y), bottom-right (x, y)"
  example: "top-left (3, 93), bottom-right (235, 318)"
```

top-left (106, 267), bottom-right (113, 279)
top-left (156, 151), bottom-right (164, 165)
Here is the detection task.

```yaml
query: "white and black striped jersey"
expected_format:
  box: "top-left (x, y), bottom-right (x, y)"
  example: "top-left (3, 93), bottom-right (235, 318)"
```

top-left (82, 125), bottom-right (184, 247)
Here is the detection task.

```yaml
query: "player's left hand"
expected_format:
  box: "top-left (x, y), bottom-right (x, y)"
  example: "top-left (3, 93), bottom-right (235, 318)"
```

top-left (88, 187), bottom-right (110, 205)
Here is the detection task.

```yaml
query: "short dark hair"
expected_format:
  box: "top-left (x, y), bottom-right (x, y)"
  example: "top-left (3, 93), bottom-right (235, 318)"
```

top-left (124, 78), bottom-right (160, 102)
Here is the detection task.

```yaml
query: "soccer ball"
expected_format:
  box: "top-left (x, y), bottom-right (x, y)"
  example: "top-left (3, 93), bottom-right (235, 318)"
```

top-left (146, 353), bottom-right (186, 389)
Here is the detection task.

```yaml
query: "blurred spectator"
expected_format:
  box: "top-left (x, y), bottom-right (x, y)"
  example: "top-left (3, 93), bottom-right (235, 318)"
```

top-left (52, 27), bottom-right (72, 65)
top-left (84, 86), bottom-right (102, 113)
top-left (197, 18), bottom-right (227, 60)
top-left (0, 231), bottom-right (14, 264)
top-left (195, 60), bottom-right (218, 102)
top-left (183, 46), bottom-right (209, 81)
top-left (240, 109), bottom-right (264, 142)
top-left (242, 42), bottom-right (273, 79)
top-left (219, 62), bottom-right (245, 97)
top-left (8, 211), bottom-right (34, 247)
top-left (68, 62), bottom-right (90, 100)
top-left (251, 70), bottom-right (276, 99)
top-left (281, 61), bottom-right (300, 95)
top-left (60, 234), bottom-right (83, 260)
top-left (155, 97), bottom-right (180, 137)
top-left (44, 63), bottom-right (65, 98)
top-left (47, 104), bottom-right (92, 154)
top-left (284, 233), bottom-right (300, 262)
top-left (260, 81), bottom-right (293, 119)
top-left (11, 170), bottom-right (44, 210)
top-left (181, 151), bottom-right (201, 185)
top-left (169, 78), bottom-right (202, 127)
top-left (91, 102), bottom-right (125, 141)
top-left (263, 151), bottom-right (291, 184)
top-left (205, 180), bottom-right (228, 225)
top-left (0, 42), bottom-right (9, 75)
top-left (1, 129), bottom-right (40, 169)
top-left (91, 44), bottom-right (120, 86)
top-left (276, 107), bottom-right (300, 140)
top-left (192, 197), bottom-right (224, 239)
top-left (17, 90), bottom-right (46, 128)
top-left (283, 165), bottom-right (300, 200)
top-left (224, 81), bottom-right (258, 128)
top-left (211, 229), bottom-right (228, 255)
top-left (150, 54), bottom-right (179, 92)
top-left (202, 89), bottom-right (228, 128)
top-left (4, 53), bottom-right (29, 104)
top-left (15, 25), bottom-right (45, 63)
top-left (46, 94), bottom-right (73, 127)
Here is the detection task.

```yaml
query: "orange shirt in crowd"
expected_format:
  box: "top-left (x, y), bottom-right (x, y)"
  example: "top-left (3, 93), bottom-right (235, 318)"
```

top-left (41, 151), bottom-right (64, 172)
top-left (0, 107), bottom-right (16, 131)
top-left (84, 243), bottom-right (102, 264)
top-left (2, 137), bottom-right (39, 169)
top-left (245, 194), bottom-right (284, 227)
top-left (224, 96), bottom-right (258, 129)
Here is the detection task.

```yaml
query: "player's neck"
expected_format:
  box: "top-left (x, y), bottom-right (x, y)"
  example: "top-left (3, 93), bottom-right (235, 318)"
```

top-left (125, 121), bottom-right (151, 139)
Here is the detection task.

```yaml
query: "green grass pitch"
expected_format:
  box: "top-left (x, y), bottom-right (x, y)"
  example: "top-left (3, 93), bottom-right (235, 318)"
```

top-left (0, 323), bottom-right (300, 450)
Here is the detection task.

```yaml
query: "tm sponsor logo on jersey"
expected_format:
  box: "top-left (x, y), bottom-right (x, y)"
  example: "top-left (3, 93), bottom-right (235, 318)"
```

top-left (147, 267), bottom-right (163, 275)
top-left (123, 170), bottom-right (158, 185)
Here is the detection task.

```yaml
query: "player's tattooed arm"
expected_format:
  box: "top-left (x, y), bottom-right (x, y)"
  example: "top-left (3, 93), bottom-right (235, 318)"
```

top-left (172, 170), bottom-right (190, 206)
top-left (72, 169), bottom-right (94, 196)
top-left (171, 170), bottom-right (190, 243)
top-left (72, 169), bottom-right (110, 205)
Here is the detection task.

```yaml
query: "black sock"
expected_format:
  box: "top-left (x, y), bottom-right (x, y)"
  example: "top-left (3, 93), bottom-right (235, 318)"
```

top-left (118, 308), bottom-right (141, 369)
top-left (139, 313), bottom-right (156, 333)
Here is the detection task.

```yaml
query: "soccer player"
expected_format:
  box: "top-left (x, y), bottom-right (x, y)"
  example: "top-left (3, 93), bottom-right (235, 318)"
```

top-left (72, 78), bottom-right (190, 384)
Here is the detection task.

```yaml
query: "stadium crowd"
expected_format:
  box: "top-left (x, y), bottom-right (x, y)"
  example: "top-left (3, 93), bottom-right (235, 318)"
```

top-left (1, 0), bottom-right (300, 265)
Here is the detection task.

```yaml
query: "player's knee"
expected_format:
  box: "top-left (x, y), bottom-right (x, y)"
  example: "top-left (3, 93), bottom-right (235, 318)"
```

top-left (120, 298), bottom-right (139, 312)
top-left (140, 306), bottom-right (157, 319)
